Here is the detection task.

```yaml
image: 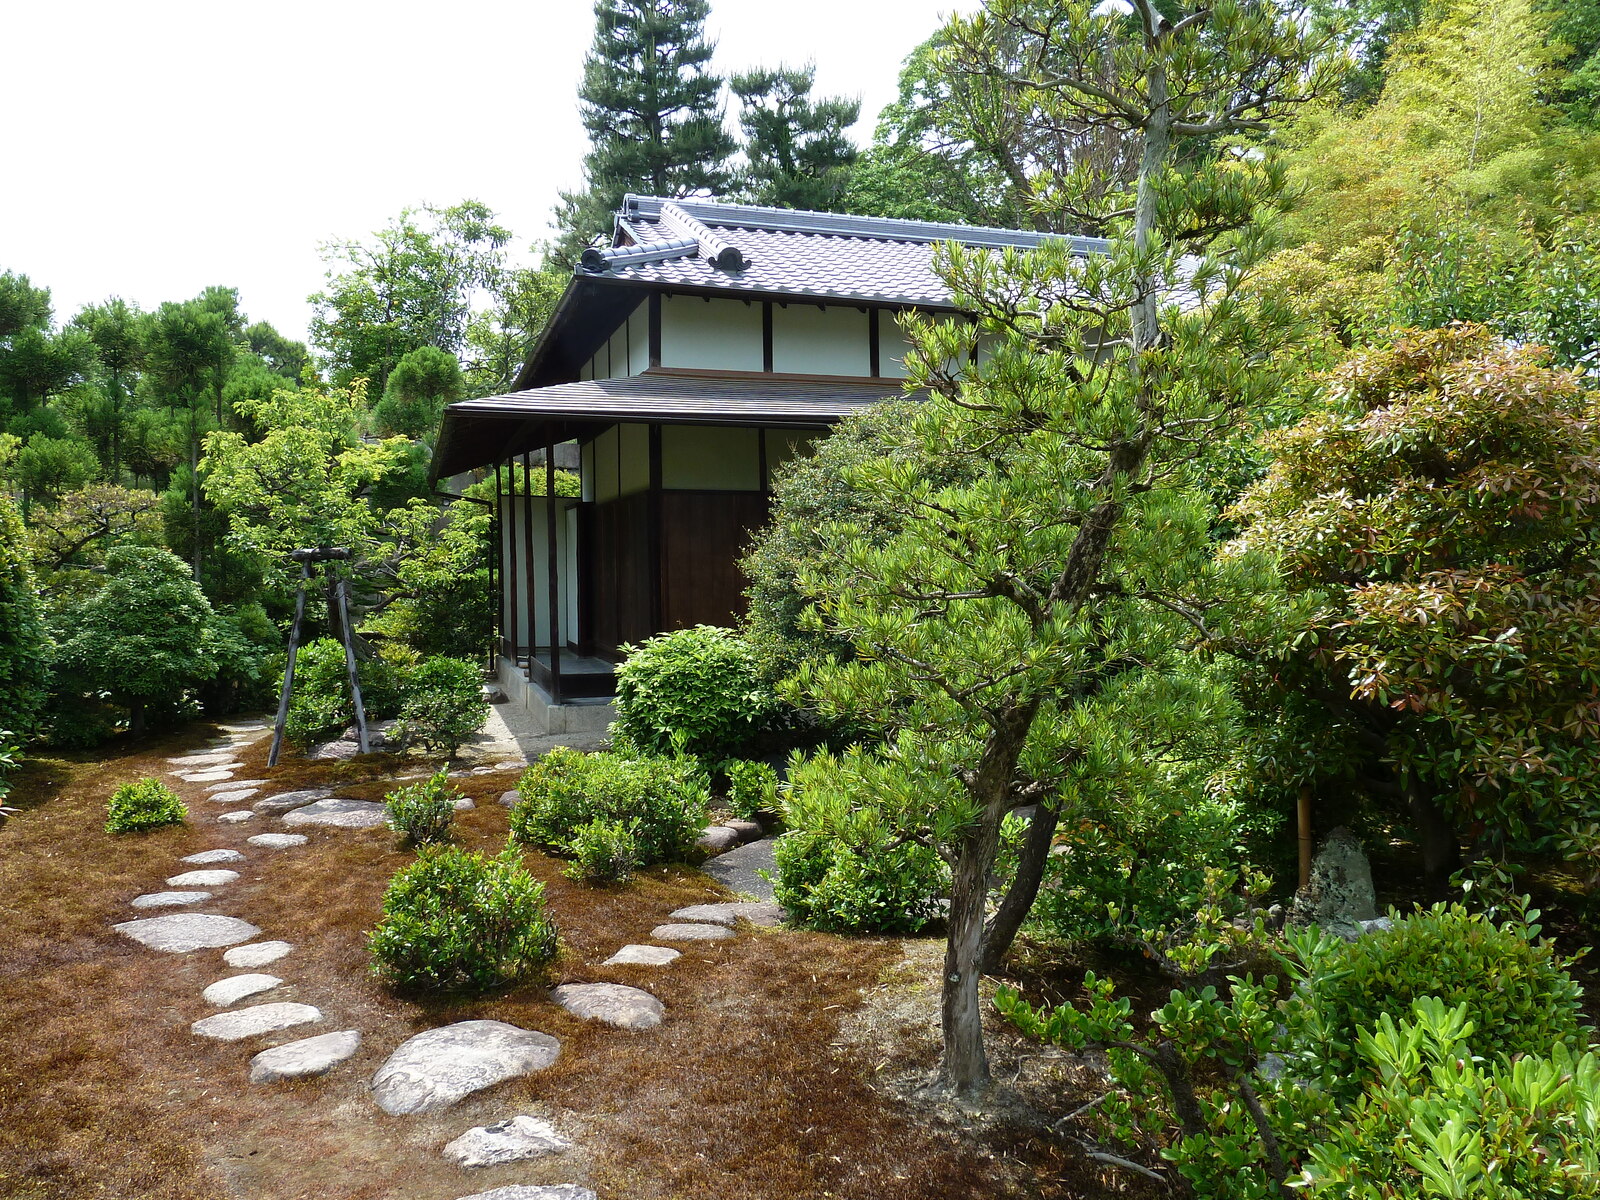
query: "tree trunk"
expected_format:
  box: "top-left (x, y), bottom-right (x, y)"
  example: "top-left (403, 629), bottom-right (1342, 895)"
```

top-left (979, 799), bottom-right (1061, 974)
top-left (189, 425), bottom-right (202, 583)
top-left (1407, 784), bottom-right (1459, 887)
top-left (128, 700), bottom-right (145, 740)
top-left (942, 821), bottom-right (1002, 1095)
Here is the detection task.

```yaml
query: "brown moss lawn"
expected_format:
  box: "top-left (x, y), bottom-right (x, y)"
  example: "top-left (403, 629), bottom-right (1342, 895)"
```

top-left (0, 723), bottom-right (1103, 1200)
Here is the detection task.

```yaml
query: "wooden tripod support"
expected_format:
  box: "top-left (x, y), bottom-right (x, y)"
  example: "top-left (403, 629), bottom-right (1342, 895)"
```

top-left (267, 547), bottom-right (370, 768)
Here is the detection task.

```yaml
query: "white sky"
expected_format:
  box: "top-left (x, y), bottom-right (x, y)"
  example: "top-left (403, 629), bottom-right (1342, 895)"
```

top-left (1, 0), bottom-right (964, 344)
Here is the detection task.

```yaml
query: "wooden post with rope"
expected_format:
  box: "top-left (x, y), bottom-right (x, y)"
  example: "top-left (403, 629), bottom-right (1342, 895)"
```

top-left (268, 547), bottom-right (366, 767)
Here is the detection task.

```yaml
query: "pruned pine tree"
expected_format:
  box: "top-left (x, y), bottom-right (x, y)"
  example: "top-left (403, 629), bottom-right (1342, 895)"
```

top-left (782, 0), bottom-right (1344, 1095)
top-left (731, 64), bottom-right (860, 211)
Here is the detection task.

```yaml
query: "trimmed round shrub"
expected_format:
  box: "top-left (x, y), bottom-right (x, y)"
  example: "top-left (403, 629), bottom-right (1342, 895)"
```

top-left (105, 777), bottom-right (187, 833)
top-left (564, 818), bottom-right (642, 884)
top-left (391, 656), bottom-right (487, 756)
top-left (613, 625), bottom-right (782, 761)
top-left (510, 747), bottom-right (707, 865)
top-left (384, 768), bottom-right (458, 846)
top-left (368, 844), bottom-right (557, 993)
top-left (773, 829), bottom-right (945, 934)
top-left (725, 759), bottom-right (779, 820)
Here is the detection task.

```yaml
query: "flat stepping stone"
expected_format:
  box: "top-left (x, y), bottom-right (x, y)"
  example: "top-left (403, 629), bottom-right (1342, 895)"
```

top-left (131, 890), bottom-right (212, 908)
top-left (283, 798), bottom-right (388, 829)
top-left (208, 788), bottom-right (260, 805)
top-left (192, 1002), bottom-right (321, 1041)
top-left (182, 849), bottom-right (245, 865)
top-left (209, 778), bottom-right (267, 791)
top-left (248, 833), bottom-right (307, 849)
top-left (218, 810), bottom-right (256, 823)
top-left (253, 788), bottom-right (331, 814)
top-left (551, 982), bottom-right (663, 1030)
top-left (180, 769), bottom-right (239, 783)
top-left (114, 913), bottom-right (261, 953)
top-left (203, 973), bottom-right (282, 1006)
top-left (225, 940), bottom-right (292, 968)
top-left (669, 901), bottom-right (784, 928)
top-left (650, 922), bottom-right (735, 942)
top-left (370, 1020), bottom-right (561, 1116)
top-left (602, 944), bottom-right (680, 967)
top-left (699, 837), bottom-right (777, 900)
top-left (167, 751), bottom-right (240, 766)
top-left (455, 1187), bottom-right (595, 1200)
top-left (697, 825), bottom-right (741, 853)
top-left (166, 869), bottom-right (240, 887)
top-left (219, 721), bottom-right (267, 732)
top-left (250, 1029), bottom-right (362, 1083)
top-left (443, 1115), bottom-right (572, 1167)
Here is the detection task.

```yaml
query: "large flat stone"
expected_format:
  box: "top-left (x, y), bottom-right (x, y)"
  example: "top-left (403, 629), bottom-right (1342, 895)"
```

top-left (203, 973), bottom-right (282, 1006)
top-left (697, 825), bottom-right (741, 853)
top-left (602, 944), bottom-right (680, 967)
top-left (253, 788), bottom-right (331, 814)
top-left (224, 940), bottom-right (292, 968)
top-left (209, 778), bottom-right (268, 791)
top-left (167, 751), bottom-right (240, 766)
top-left (191, 1002), bottom-right (321, 1041)
top-left (650, 922), bottom-right (735, 942)
top-left (454, 1187), bottom-right (596, 1200)
top-left (130, 890), bottom-right (212, 908)
top-left (114, 913), bottom-right (261, 953)
top-left (219, 721), bottom-right (268, 733)
top-left (182, 849), bottom-right (245, 865)
top-left (551, 983), bottom-right (663, 1030)
top-left (208, 788), bottom-right (260, 805)
top-left (442, 1115), bottom-right (572, 1167)
top-left (249, 1029), bottom-right (362, 1083)
top-left (370, 1020), bottom-right (561, 1116)
top-left (669, 902), bottom-right (784, 928)
top-left (698, 837), bottom-right (777, 900)
top-left (217, 810), bottom-right (256, 824)
top-left (283, 798), bottom-right (388, 829)
top-left (180, 768), bottom-right (240, 783)
top-left (247, 833), bottom-right (307, 849)
top-left (166, 869), bottom-right (240, 887)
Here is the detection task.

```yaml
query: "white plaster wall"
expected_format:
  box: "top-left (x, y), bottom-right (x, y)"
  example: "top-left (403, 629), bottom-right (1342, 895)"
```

top-left (628, 301), bottom-right (650, 374)
top-left (619, 422), bottom-right (649, 496)
top-left (662, 425), bottom-right (760, 491)
top-left (773, 304), bottom-right (871, 376)
top-left (878, 317), bottom-right (915, 379)
top-left (500, 496), bottom-right (578, 652)
top-left (660, 294), bottom-right (764, 371)
top-left (580, 440), bottom-right (595, 502)
top-left (592, 426), bottom-right (619, 503)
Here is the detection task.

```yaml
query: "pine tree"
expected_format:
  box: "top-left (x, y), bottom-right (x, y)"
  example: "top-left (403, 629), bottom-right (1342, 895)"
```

top-left (731, 64), bottom-right (860, 211)
top-left (554, 0), bottom-right (734, 263)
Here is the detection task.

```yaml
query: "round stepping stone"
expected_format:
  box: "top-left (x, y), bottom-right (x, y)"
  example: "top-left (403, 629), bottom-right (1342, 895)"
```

top-left (167, 751), bottom-right (240, 766)
top-left (209, 778), bottom-right (268, 791)
top-left (225, 940), bottom-right (292, 968)
top-left (283, 798), bottom-right (388, 829)
top-left (180, 769), bottom-right (239, 783)
top-left (455, 1186), bottom-right (595, 1200)
top-left (696, 825), bottom-right (740, 853)
top-left (191, 1002), bottom-right (322, 1041)
top-left (166, 869), bottom-right (240, 887)
top-left (208, 788), bottom-right (260, 805)
top-left (669, 901), bottom-right (784, 928)
top-left (131, 890), bottom-right (212, 908)
top-left (602, 944), bottom-right (680, 967)
top-left (253, 788), bottom-right (331, 815)
top-left (247, 833), bottom-right (307, 849)
top-left (370, 1020), bottom-right (561, 1116)
top-left (249, 1029), bottom-right (362, 1083)
top-left (442, 1115), bottom-right (572, 1167)
top-left (218, 810), bottom-right (256, 824)
top-left (650, 922), bottom-right (734, 942)
top-left (114, 913), bottom-right (261, 953)
top-left (203, 973), bottom-right (282, 1006)
top-left (551, 983), bottom-right (663, 1030)
top-left (724, 818), bottom-right (764, 841)
top-left (182, 849), bottom-right (245, 865)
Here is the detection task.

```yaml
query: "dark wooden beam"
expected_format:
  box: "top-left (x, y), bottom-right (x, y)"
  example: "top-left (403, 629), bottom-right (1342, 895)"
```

top-left (521, 452), bottom-right (537, 681)
top-left (648, 292), bottom-right (662, 367)
top-left (762, 300), bottom-right (774, 372)
top-left (546, 438), bottom-right (562, 704)
top-left (648, 423), bottom-right (663, 632)
top-left (869, 308), bottom-right (881, 378)
top-left (504, 458), bottom-right (519, 663)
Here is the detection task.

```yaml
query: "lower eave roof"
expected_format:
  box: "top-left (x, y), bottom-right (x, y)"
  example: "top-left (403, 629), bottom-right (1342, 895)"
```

top-left (431, 371), bottom-right (911, 479)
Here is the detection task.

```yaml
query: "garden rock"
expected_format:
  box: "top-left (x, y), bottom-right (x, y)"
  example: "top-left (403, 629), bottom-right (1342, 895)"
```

top-left (209, 778), bottom-right (267, 791)
top-left (602, 945), bottom-right (680, 967)
top-left (249, 1029), bottom-right (362, 1083)
top-left (253, 788), bottom-right (331, 814)
top-left (552, 982), bottom-right (663, 1030)
top-left (1293, 826), bottom-right (1378, 930)
top-left (181, 768), bottom-right (240, 783)
top-left (453, 1187), bottom-right (595, 1200)
top-left (203, 973), bottom-right (282, 1006)
top-left (283, 798), bottom-right (388, 829)
top-left (166, 869), bottom-right (240, 887)
top-left (130, 890), bottom-right (212, 908)
top-left (453, 797), bottom-right (476, 811)
top-left (167, 751), bottom-right (240, 766)
top-left (225, 940), bottom-right (292, 968)
top-left (698, 837), bottom-right (777, 900)
top-left (498, 790), bottom-right (521, 808)
top-left (114, 913), bottom-right (261, 952)
top-left (696, 825), bottom-right (740, 853)
top-left (442, 1115), bottom-right (572, 1167)
top-left (669, 901), bottom-right (783, 928)
top-left (217, 810), bottom-right (256, 823)
top-left (650, 922), bottom-right (734, 942)
top-left (182, 849), bottom-right (245, 865)
top-left (371, 1020), bottom-right (561, 1116)
top-left (208, 788), bottom-right (260, 805)
top-left (724, 818), bottom-right (764, 842)
top-left (191, 1002), bottom-right (322, 1041)
top-left (248, 833), bottom-right (307, 849)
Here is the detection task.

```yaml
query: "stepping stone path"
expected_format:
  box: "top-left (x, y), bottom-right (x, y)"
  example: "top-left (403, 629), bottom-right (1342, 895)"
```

top-left (210, 778), bottom-right (268, 791)
top-left (283, 798), bottom-right (388, 829)
top-left (203, 973), bottom-right (282, 1006)
top-left (699, 837), bottom-right (778, 899)
top-left (115, 913), bottom-right (261, 952)
top-left (249, 1029), bottom-right (362, 1083)
top-left (696, 826), bottom-right (740, 853)
top-left (456, 1186), bottom-right (596, 1200)
top-left (192, 1002), bottom-right (322, 1041)
top-left (669, 901), bottom-right (783, 928)
top-left (442, 1116), bottom-right (572, 1167)
top-left (225, 940), bottom-right (292, 968)
top-left (131, 890), bottom-right (212, 908)
top-left (247, 833), bottom-right (307, 849)
top-left (208, 788), bottom-right (260, 805)
top-left (182, 849), bottom-right (245, 865)
top-left (370, 1020), bottom-right (561, 1116)
top-left (552, 983), bottom-right (663, 1030)
top-left (254, 789), bottom-right (331, 814)
top-left (168, 751), bottom-right (240, 766)
top-left (649, 922), bottom-right (734, 942)
top-left (181, 768), bottom-right (242, 783)
top-left (217, 810), bottom-right (256, 824)
top-left (166, 869), bottom-right (240, 887)
top-left (602, 944), bottom-right (680, 967)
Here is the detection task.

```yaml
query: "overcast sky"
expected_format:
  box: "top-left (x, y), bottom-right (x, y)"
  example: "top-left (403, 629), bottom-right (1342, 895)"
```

top-left (1, 0), bottom-right (962, 344)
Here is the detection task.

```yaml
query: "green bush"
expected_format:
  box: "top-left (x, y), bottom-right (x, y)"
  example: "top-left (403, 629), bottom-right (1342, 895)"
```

top-left (281, 641), bottom-right (435, 749)
top-left (391, 656), bottom-right (487, 756)
top-left (509, 746), bottom-right (707, 865)
top-left (725, 759), bottom-right (779, 819)
top-left (367, 843), bottom-right (558, 993)
top-left (105, 777), bottom-right (187, 833)
top-left (0, 494), bottom-right (48, 745)
top-left (613, 625), bottom-right (783, 761)
top-left (384, 768), bottom-right (459, 846)
top-left (773, 829), bottom-right (945, 934)
top-left (564, 818), bottom-right (642, 884)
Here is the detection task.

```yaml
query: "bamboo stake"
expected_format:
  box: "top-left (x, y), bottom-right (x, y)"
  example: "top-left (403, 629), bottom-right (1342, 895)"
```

top-left (268, 562), bottom-right (311, 768)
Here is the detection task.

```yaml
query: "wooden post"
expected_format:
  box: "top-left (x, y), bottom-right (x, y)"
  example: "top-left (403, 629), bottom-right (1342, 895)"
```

top-left (521, 451), bottom-right (537, 682)
top-left (267, 562), bottom-right (311, 768)
top-left (491, 460), bottom-right (503, 669)
top-left (336, 577), bottom-right (370, 755)
top-left (1298, 787), bottom-right (1314, 890)
top-left (504, 458), bottom-right (519, 664)
top-left (546, 437), bottom-right (562, 704)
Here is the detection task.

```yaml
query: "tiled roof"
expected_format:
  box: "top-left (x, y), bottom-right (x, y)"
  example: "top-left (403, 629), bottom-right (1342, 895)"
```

top-left (575, 195), bottom-right (1109, 307)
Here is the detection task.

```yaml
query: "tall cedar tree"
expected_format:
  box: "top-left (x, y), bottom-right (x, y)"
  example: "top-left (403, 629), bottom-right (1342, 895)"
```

top-left (731, 65), bottom-right (860, 211)
top-left (555, 0), bottom-right (734, 263)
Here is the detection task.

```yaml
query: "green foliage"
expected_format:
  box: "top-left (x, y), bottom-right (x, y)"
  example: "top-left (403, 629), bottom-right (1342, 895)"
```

top-left (367, 843), bottom-right (558, 993)
top-left (372, 345), bottom-right (462, 439)
top-left (731, 64), bottom-right (859, 211)
top-left (564, 817), bottom-right (642, 884)
top-left (0, 728), bottom-right (19, 804)
top-left (613, 625), bottom-right (784, 761)
top-left (14, 434), bottom-right (99, 502)
top-left (0, 493), bottom-right (48, 744)
top-left (375, 495), bottom-right (493, 659)
top-left (105, 777), bottom-right (186, 833)
top-left (282, 639), bottom-right (361, 747)
top-left (724, 759), bottom-right (778, 820)
top-left (384, 768), bottom-right (460, 846)
top-left (390, 656), bottom-right (487, 757)
top-left (510, 746), bottom-right (708, 866)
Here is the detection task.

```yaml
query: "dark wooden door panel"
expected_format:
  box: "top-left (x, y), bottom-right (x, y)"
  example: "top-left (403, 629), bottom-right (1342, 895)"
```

top-left (660, 491), bottom-right (770, 631)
